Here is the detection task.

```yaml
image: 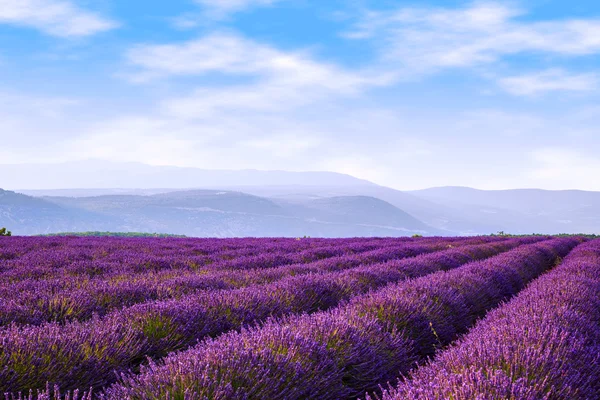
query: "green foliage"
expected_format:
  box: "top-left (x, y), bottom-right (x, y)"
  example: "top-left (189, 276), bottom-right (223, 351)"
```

top-left (489, 231), bottom-right (518, 238)
top-left (0, 227), bottom-right (11, 236)
top-left (412, 234), bottom-right (423, 238)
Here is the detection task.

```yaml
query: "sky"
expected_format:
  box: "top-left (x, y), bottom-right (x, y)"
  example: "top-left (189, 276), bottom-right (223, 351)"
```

top-left (1, 0), bottom-right (600, 191)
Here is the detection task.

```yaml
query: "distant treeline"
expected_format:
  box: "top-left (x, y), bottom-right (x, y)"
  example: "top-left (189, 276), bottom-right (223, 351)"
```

top-left (551, 233), bottom-right (599, 238)
top-left (38, 232), bottom-right (188, 238)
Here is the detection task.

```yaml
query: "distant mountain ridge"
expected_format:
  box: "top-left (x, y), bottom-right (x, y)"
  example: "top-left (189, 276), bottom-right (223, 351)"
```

top-left (410, 186), bottom-right (600, 214)
top-left (0, 189), bottom-right (116, 234)
top-left (2, 161), bottom-right (599, 236)
top-left (408, 186), bottom-right (600, 235)
top-left (0, 188), bottom-right (438, 237)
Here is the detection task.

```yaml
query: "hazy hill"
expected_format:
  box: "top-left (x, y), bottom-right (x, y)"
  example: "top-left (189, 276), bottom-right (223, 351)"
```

top-left (0, 189), bottom-right (438, 237)
top-left (302, 196), bottom-right (430, 231)
top-left (411, 187), bottom-right (600, 215)
top-left (4, 162), bottom-right (600, 235)
top-left (5, 160), bottom-right (520, 235)
top-left (217, 185), bottom-right (600, 235)
top-left (236, 185), bottom-right (495, 235)
top-left (0, 189), bottom-right (117, 235)
top-left (409, 187), bottom-right (600, 234)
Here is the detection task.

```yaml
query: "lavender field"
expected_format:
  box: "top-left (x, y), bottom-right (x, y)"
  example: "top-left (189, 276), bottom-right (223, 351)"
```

top-left (1, 235), bottom-right (598, 399)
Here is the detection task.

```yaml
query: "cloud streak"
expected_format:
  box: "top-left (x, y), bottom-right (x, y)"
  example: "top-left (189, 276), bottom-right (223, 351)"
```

top-left (126, 33), bottom-right (391, 117)
top-left (194, 0), bottom-right (279, 18)
top-left (497, 69), bottom-right (598, 96)
top-left (347, 2), bottom-right (600, 74)
top-left (0, 0), bottom-right (117, 37)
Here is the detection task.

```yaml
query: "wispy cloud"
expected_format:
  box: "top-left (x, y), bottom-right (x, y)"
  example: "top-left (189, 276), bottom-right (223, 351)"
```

top-left (347, 2), bottom-right (600, 74)
top-left (0, 0), bottom-right (117, 37)
top-left (497, 69), bottom-right (598, 96)
top-left (194, 0), bottom-right (279, 18)
top-left (126, 33), bottom-right (391, 117)
top-left (171, 0), bottom-right (282, 28)
top-left (126, 33), bottom-right (295, 78)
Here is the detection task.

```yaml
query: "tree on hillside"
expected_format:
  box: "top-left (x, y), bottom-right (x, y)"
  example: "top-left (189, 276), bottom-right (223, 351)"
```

top-left (0, 228), bottom-right (11, 236)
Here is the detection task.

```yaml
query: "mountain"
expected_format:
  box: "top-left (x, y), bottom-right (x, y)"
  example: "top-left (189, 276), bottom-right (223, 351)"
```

top-left (232, 185), bottom-right (494, 235)
top-left (411, 187), bottom-right (600, 215)
top-left (4, 161), bottom-right (600, 236)
top-left (216, 185), bottom-right (600, 235)
top-left (297, 196), bottom-right (430, 231)
top-left (409, 187), bottom-right (600, 234)
top-left (0, 189), bottom-right (438, 237)
top-left (4, 160), bottom-right (373, 191)
top-left (0, 189), bottom-right (117, 235)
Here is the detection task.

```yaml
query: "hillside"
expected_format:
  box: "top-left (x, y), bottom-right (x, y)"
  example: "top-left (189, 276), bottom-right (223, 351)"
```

top-left (234, 185), bottom-right (600, 235)
top-left (410, 187), bottom-right (600, 234)
top-left (0, 189), bottom-right (117, 235)
top-left (1, 189), bottom-right (437, 237)
top-left (5, 181), bottom-right (600, 236)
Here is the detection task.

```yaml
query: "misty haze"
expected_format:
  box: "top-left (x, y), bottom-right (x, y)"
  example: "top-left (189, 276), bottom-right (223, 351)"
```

top-left (2, 160), bottom-right (600, 236)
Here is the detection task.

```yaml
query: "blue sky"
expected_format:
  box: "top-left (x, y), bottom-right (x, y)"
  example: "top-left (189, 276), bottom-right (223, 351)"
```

top-left (1, 0), bottom-right (600, 190)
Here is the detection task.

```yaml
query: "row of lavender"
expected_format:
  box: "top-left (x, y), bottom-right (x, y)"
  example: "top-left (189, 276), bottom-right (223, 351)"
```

top-left (0, 237), bottom-right (490, 326)
top-left (0, 237), bottom-right (523, 394)
top-left (100, 237), bottom-right (579, 399)
top-left (2, 236), bottom-right (497, 278)
top-left (375, 238), bottom-right (600, 400)
top-left (0, 237), bottom-right (410, 280)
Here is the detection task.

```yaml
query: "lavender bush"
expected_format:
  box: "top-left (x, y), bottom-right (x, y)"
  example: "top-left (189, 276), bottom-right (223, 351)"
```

top-left (0, 236), bottom-right (517, 394)
top-left (374, 238), bottom-right (600, 400)
top-left (104, 237), bottom-right (578, 399)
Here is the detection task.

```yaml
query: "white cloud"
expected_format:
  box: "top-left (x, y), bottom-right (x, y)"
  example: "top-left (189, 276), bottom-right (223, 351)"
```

top-left (126, 33), bottom-right (391, 117)
top-left (194, 0), bottom-right (279, 18)
top-left (126, 33), bottom-right (279, 79)
top-left (347, 2), bottom-right (600, 74)
top-left (0, 0), bottom-right (116, 37)
top-left (497, 69), bottom-right (598, 96)
top-left (126, 33), bottom-right (381, 88)
top-left (171, 0), bottom-right (280, 28)
top-left (171, 0), bottom-right (281, 28)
